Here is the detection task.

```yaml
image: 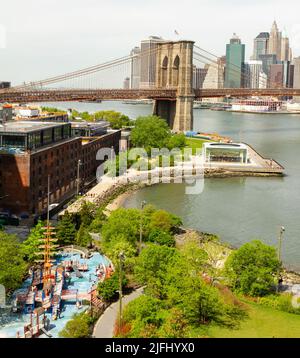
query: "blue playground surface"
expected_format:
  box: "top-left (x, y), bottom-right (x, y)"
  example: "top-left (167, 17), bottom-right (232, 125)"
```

top-left (0, 252), bottom-right (109, 338)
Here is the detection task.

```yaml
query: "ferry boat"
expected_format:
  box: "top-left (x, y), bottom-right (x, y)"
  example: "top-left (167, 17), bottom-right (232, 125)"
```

top-left (230, 99), bottom-right (283, 113)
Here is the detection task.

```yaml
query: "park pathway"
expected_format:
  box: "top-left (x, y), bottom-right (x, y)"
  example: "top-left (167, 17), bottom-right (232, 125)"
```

top-left (93, 287), bottom-right (144, 338)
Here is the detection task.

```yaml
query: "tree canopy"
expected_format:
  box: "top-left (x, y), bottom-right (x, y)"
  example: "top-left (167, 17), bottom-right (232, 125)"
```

top-left (130, 115), bottom-right (171, 152)
top-left (56, 211), bottom-right (77, 246)
top-left (0, 232), bottom-right (27, 291)
top-left (224, 240), bottom-right (281, 297)
top-left (21, 220), bottom-right (45, 262)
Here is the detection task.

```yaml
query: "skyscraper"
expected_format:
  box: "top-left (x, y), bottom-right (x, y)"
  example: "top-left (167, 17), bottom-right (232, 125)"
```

top-left (269, 64), bottom-right (284, 88)
top-left (245, 60), bottom-right (264, 88)
top-left (140, 36), bottom-right (164, 89)
top-left (202, 57), bottom-right (225, 89)
top-left (268, 21), bottom-right (282, 61)
top-left (123, 77), bottom-right (130, 89)
top-left (280, 37), bottom-right (292, 62)
top-left (252, 32), bottom-right (269, 60)
top-left (224, 34), bottom-right (245, 88)
top-left (130, 46), bottom-right (141, 89)
top-left (193, 66), bottom-right (208, 89)
top-left (258, 54), bottom-right (277, 78)
top-left (293, 57), bottom-right (300, 101)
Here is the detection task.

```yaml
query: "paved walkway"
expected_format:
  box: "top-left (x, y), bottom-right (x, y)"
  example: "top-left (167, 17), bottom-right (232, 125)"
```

top-left (93, 287), bottom-right (144, 338)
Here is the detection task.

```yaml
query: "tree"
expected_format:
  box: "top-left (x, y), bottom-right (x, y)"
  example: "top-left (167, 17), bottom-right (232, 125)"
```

top-left (224, 240), bottom-right (281, 297)
top-left (101, 208), bottom-right (141, 247)
top-left (59, 312), bottom-right (92, 338)
top-left (150, 210), bottom-right (173, 233)
top-left (130, 115), bottom-right (171, 152)
top-left (76, 224), bottom-right (92, 247)
top-left (78, 201), bottom-right (95, 228)
top-left (94, 110), bottom-right (131, 129)
top-left (0, 232), bottom-right (27, 291)
top-left (105, 240), bottom-right (136, 271)
top-left (97, 272), bottom-right (127, 302)
top-left (134, 244), bottom-right (179, 299)
top-left (56, 211), bottom-right (77, 246)
top-left (21, 220), bottom-right (45, 262)
top-left (159, 308), bottom-right (188, 338)
top-left (121, 295), bottom-right (163, 337)
top-left (167, 133), bottom-right (187, 150)
top-left (148, 228), bottom-right (175, 247)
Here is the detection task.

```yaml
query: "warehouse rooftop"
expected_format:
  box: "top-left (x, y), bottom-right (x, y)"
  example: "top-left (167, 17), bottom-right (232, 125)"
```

top-left (0, 121), bottom-right (66, 134)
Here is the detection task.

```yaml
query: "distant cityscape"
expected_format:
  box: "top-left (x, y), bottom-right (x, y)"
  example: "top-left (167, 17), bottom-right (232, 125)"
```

top-left (126, 21), bottom-right (300, 96)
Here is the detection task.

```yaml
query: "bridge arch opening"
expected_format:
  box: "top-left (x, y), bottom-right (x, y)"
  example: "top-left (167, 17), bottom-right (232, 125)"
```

top-left (161, 56), bottom-right (169, 87)
top-left (172, 55), bottom-right (180, 87)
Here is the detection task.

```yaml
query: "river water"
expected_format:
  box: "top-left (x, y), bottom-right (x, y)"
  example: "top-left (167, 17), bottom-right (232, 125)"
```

top-left (44, 101), bottom-right (300, 270)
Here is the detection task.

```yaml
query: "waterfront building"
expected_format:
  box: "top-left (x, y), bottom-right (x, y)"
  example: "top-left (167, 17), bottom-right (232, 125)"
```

top-left (0, 121), bottom-right (121, 217)
top-left (70, 121), bottom-right (109, 137)
top-left (268, 21), bottom-right (282, 61)
top-left (203, 142), bottom-right (248, 164)
top-left (130, 46), bottom-right (141, 89)
top-left (252, 32), bottom-right (269, 60)
top-left (224, 34), bottom-right (245, 88)
top-left (203, 57), bottom-right (225, 89)
top-left (140, 36), bottom-right (165, 89)
top-left (123, 77), bottom-right (130, 89)
top-left (193, 66), bottom-right (208, 89)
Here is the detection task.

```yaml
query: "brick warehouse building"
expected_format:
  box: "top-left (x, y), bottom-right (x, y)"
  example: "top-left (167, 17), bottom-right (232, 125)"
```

top-left (0, 121), bottom-right (120, 216)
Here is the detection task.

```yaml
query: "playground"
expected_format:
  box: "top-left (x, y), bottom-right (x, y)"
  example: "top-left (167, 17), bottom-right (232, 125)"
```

top-left (0, 251), bottom-right (112, 338)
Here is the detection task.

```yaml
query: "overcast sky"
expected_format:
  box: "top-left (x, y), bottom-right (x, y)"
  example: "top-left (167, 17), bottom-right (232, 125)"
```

top-left (1, 0), bottom-right (300, 85)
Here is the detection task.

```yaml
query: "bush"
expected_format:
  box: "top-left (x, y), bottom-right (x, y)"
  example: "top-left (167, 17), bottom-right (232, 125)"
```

top-left (257, 294), bottom-right (300, 315)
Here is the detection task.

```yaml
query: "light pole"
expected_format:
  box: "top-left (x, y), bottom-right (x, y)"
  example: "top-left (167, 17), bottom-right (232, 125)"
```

top-left (139, 200), bottom-right (147, 254)
top-left (277, 226), bottom-right (285, 293)
top-left (76, 159), bottom-right (82, 197)
top-left (118, 251), bottom-right (125, 332)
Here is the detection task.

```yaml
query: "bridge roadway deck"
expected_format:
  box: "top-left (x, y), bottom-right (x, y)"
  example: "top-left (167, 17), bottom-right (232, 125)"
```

top-left (1, 88), bottom-right (300, 102)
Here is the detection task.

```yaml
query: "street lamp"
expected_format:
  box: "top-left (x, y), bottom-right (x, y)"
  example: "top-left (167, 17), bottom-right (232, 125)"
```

top-left (139, 200), bottom-right (147, 254)
top-left (118, 251), bottom-right (125, 332)
top-left (277, 226), bottom-right (285, 293)
top-left (76, 159), bottom-right (82, 197)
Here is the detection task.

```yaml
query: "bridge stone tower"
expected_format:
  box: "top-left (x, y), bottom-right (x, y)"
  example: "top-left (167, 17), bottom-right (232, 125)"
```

top-left (153, 40), bottom-right (195, 132)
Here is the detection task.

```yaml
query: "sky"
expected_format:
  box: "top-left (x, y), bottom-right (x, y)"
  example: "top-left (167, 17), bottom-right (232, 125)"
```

top-left (1, 0), bottom-right (300, 85)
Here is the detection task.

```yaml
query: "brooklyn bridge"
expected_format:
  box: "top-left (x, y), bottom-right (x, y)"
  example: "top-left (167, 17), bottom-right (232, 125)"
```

top-left (1, 40), bottom-right (298, 132)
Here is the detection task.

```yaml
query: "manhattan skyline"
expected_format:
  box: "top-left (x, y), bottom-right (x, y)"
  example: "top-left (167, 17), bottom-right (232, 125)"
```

top-left (1, 0), bottom-right (300, 84)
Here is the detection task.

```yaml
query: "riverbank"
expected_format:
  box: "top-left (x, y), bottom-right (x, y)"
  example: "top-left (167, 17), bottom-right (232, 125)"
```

top-left (176, 228), bottom-right (300, 286)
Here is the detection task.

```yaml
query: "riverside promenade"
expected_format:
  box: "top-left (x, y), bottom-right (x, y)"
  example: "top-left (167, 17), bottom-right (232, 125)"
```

top-left (59, 143), bottom-right (284, 216)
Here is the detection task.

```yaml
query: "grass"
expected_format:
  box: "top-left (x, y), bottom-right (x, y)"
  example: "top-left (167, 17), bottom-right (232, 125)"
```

top-left (207, 301), bottom-right (300, 338)
top-left (185, 137), bottom-right (211, 155)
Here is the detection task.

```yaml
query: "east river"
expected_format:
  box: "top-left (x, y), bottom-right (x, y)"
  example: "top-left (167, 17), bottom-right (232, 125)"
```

top-left (44, 101), bottom-right (300, 270)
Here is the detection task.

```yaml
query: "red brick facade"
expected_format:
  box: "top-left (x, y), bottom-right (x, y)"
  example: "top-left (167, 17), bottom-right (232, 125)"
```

top-left (0, 130), bottom-right (121, 216)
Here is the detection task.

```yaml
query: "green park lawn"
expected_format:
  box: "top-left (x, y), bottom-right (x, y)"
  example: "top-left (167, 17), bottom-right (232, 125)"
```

top-left (185, 138), bottom-right (208, 154)
top-left (207, 301), bottom-right (300, 338)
